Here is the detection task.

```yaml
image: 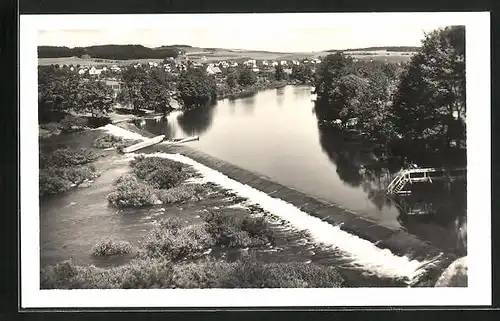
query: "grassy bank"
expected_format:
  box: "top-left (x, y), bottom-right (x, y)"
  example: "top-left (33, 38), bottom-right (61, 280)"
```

top-left (40, 149), bottom-right (344, 289)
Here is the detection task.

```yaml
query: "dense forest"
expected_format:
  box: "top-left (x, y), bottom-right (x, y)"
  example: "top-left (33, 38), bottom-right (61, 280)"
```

top-left (38, 45), bottom-right (181, 60)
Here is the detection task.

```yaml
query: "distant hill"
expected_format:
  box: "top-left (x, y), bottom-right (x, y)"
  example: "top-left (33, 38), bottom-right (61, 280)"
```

top-left (38, 45), bottom-right (180, 60)
top-left (326, 46), bottom-right (420, 52)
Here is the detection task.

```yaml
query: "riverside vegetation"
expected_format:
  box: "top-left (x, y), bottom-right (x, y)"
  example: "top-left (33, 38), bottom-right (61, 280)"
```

top-left (41, 152), bottom-right (344, 289)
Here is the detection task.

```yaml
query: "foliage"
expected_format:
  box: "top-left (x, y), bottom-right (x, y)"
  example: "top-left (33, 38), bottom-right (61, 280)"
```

top-left (40, 258), bottom-right (175, 289)
top-left (41, 148), bottom-right (99, 167)
top-left (291, 64), bottom-right (314, 83)
top-left (237, 68), bottom-right (257, 86)
top-left (76, 80), bottom-right (115, 118)
top-left (274, 64), bottom-right (286, 81)
top-left (92, 134), bottom-right (125, 148)
top-left (38, 44), bottom-right (180, 60)
top-left (91, 240), bottom-right (133, 256)
top-left (173, 258), bottom-right (344, 288)
top-left (142, 221), bottom-right (215, 260)
top-left (391, 26), bottom-right (466, 155)
top-left (41, 256), bottom-right (344, 289)
top-left (157, 184), bottom-right (205, 204)
top-left (226, 72), bottom-right (238, 88)
top-left (107, 174), bottom-right (157, 208)
top-left (177, 68), bottom-right (217, 108)
top-left (204, 210), bottom-right (275, 248)
top-left (131, 156), bottom-right (187, 189)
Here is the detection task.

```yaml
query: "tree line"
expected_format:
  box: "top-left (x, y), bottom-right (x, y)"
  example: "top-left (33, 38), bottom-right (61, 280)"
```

top-left (314, 26), bottom-right (466, 166)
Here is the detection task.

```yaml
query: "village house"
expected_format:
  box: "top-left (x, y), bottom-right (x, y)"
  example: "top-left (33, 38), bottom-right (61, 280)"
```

top-left (292, 60), bottom-right (300, 65)
top-left (252, 67), bottom-right (260, 73)
top-left (271, 61), bottom-right (279, 67)
top-left (206, 65), bottom-right (222, 75)
top-left (78, 68), bottom-right (87, 75)
top-left (284, 68), bottom-right (293, 75)
top-left (280, 60), bottom-right (288, 66)
top-left (231, 62), bottom-right (239, 67)
top-left (103, 78), bottom-right (123, 98)
top-left (88, 66), bottom-right (103, 76)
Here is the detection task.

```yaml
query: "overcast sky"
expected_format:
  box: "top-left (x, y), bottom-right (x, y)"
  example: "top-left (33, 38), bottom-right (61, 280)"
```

top-left (37, 13), bottom-right (460, 52)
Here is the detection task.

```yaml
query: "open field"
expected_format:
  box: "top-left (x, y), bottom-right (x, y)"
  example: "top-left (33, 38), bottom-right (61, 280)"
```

top-left (38, 45), bottom-right (417, 66)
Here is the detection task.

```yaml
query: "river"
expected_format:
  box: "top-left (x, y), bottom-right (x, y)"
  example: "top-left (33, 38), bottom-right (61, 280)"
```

top-left (135, 85), bottom-right (467, 256)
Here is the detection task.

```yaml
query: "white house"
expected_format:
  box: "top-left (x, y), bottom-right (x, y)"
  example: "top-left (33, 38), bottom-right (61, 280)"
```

top-left (271, 61), bottom-right (279, 67)
top-left (206, 65), bottom-right (222, 75)
top-left (280, 60), bottom-right (288, 66)
top-left (292, 60), bottom-right (300, 65)
top-left (252, 67), bottom-right (260, 73)
top-left (261, 60), bottom-right (269, 66)
top-left (78, 69), bottom-right (86, 75)
top-left (89, 66), bottom-right (102, 76)
top-left (231, 62), bottom-right (238, 67)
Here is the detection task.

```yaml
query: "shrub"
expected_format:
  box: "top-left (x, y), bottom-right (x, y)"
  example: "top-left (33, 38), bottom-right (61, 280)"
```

top-left (93, 134), bottom-right (141, 150)
top-left (91, 240), bottom-right (133, 257)
top-left (172, 258), bottom-right (344, 288)
top-left (93, 134), bottom-right (124, 149)
top-left (39, 170), bottom-right (73, 197)
top-left (157, 184), bottom-right (205, 204)
top-left (39, 165), bottom-right (97, 197)
top-left (45, 148), bottom-right (99, 167)
top-left (142, 222), bottom-right (215, 260)
top-left (107, 174), bottom-right (157, 208)
top-left (204, 210), bottom-right (275, 248)
top-left (59, 115), bottom-right (89, 133)
top-left (224, 259), bottom-right (344, 288)
top-left (131, 156), bottom-right (187, 189)
top-left (41, 258), bottom-right (175, 289)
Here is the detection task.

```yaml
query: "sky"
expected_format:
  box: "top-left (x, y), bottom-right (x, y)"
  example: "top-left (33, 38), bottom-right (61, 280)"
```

top-left (36, 13), bottom-right (461, 52)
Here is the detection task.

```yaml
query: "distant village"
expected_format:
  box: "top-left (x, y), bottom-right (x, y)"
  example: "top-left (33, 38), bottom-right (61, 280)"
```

top-left (56, 54), bottom-right (323, 98)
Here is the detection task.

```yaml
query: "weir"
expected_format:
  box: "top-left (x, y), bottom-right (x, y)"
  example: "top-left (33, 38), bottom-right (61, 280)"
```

top-left (138, 145), bottom-right (457, 286)
top-left (106, 123), bottom-right (462, 286)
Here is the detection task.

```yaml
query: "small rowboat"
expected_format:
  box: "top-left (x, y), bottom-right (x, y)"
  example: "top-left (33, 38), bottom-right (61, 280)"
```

top-left (122, 135), bottom-right (199, 153)
top-left (123, 135), bottom-right (165, 153)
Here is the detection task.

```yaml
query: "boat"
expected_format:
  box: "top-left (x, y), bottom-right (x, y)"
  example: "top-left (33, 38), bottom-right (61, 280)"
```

top-left (122, 135), bottom-right (200, 153)
top-left (123, 135), bottom-right (165, 153)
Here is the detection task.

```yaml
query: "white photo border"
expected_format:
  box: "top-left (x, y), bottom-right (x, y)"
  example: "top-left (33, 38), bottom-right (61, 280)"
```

top-left (20, 12), bottom-right (491, 308)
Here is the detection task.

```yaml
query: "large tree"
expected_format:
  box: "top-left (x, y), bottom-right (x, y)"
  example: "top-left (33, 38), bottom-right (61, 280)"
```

top-left (391, 25), bottom-right (466, 157)
top-left (177, 68), bottom-right (217, 109)
top-left (76, 81), bottom-right (114, 118)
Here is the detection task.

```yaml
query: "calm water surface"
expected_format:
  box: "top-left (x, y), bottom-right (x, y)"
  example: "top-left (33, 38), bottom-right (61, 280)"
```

top-left (137, 86), bottom-right (466, 255)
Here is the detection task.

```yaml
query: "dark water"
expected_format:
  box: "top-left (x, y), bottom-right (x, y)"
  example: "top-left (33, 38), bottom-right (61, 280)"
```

top-left (135, 86), bottom-right (467, 255)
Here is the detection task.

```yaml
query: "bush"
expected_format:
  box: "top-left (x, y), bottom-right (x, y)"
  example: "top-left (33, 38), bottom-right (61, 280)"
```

top-left (142, 222), bottom-right (215, 260)
top-left (204, 210), bottom-right (275, 248)
top-left (39, 170), bottom-right (73, 197)
top-left (157, 184), bottom-right (205, 204)
top-left (107, 174), bottom-right (157, 208)
top-left (93, 134), bottom-right (124, 149)
top-left (59, 115), bottom-right (89, 133)
top-left (39, 165), bottom-right (97, 197)
top-left (224, 259), bottom-right (344, 288)
top-left (91, 240), bottom-right (133, 256)
top-left (131, 156), bottom-right (187, 189)
top-left (93, 134), bottom-right (141, 150)
top-left (41, 258), bottom-right (175, 289)
top-left (172, 258), bottom-right (344, 288)
top-left (44, 148), bottom-right (98, 167)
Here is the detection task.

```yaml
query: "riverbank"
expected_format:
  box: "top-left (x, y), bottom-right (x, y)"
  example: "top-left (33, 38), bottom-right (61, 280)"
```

top-left (216, 79), bottom-right (305, 100)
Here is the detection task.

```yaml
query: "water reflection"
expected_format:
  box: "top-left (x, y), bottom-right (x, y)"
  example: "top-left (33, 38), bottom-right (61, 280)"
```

top-left (276, 88), bottom-right (285, 106)
top-left (316, 123), bottom-right (466, 254)
top-left (240, 95), bottom-right (256, 115)
top-left (176, 103), bottom-right (216, 136)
